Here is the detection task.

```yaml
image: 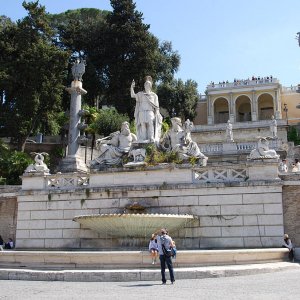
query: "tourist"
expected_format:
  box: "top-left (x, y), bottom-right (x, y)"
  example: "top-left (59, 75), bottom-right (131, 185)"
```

top-left (149, 234), bottom-right (159, 264)
top-left (0, 235), bottom-right (4, 251)
top-left (291, 163), bottom-right (298, 172)
top-left (130, 76), bottom-right (163, 143)
top-left (295, 159), bottom-right (300, 171)
top-left (282, 234), bottom-right (294, 261)
top-left (154, 228), bottom-right (175, 284)
top-left (4, 238), bottom-right (14, 249)
top-left (171, 240), bottom-right (177, 261)
top-left (278, 159), bottom-right (288, 173)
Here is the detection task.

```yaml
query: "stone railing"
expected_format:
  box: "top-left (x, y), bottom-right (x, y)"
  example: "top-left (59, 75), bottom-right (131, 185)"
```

top-left (199, 143), bottom-right (223, 154)
top-left (198, 139), bottom-right (282, 156)
top-left (236, 142), bottom-right (256, 151)
top-left (207, 78), bottom-right (279, 90)
top-left (46, 174), bottom-right (90, 190)
top-left (193, 168), bottom-right (248, 182)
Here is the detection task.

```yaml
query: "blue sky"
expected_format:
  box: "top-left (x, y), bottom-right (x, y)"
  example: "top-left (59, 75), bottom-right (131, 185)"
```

top-left (3, 0), bottom-right (300, 94)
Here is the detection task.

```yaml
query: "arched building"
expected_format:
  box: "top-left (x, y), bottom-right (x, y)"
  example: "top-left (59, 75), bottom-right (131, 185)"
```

top-left (193, 78), bottom-right (300, 145)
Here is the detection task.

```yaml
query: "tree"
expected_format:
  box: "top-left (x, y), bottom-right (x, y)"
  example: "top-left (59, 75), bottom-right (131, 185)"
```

top-left (0, 1), bottom-right (69, 151)
top-left (157, 79), bottom-right (199, 121)
top-left (48, 3), bottom-right (180, 116)
top-left (49, 8), bottom-right (109, 108)
top-left (102, 0), bottom-right (181, 118)
top-left (0, 140), bottom-right (33, 185)
top-left (287, 126), bottom-right (300, 145)
top-left (91, 108), bottom-right (129, 137)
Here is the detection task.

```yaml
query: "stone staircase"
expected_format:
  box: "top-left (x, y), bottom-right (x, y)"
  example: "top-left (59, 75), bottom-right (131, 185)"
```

top-left (0, 248), bottom-right (298, 282)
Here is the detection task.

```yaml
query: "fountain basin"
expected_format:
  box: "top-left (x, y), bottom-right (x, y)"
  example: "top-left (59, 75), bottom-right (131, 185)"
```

top-left (73, 213), bottom-right (196, 238)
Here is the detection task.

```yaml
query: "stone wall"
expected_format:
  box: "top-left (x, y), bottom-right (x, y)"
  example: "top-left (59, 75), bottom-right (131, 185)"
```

top-left (281, 174), bottom-right (300, 247)
top-left (0, 186), bottom-right (20, 243)
top-left (16, 166), bottom-right (284, 250)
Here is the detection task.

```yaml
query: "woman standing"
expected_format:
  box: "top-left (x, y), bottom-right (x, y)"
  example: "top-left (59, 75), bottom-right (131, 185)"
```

top-left (149, 234), bottom-right (159, 264)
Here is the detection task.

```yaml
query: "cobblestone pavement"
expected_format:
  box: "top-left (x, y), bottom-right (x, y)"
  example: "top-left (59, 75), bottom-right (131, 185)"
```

top-left (0, 268), bottom-right (300, 300)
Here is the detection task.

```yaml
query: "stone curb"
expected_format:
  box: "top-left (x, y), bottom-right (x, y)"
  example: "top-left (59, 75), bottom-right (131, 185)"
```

top-left (0, 262), bottom-right (298, 282)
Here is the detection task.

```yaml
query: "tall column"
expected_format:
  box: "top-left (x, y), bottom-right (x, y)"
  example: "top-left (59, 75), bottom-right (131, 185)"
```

top-left (207, 95), bottom-right (213, 125)
top-left (58, 60), bottom-right (88, 173)
top-left (229, 93), bottom-right (234, 123)
top-left (251, 90), bottom-right (257, 121)
top-left (66, 81), bottom-right (86, 156)
top-left (274, 89), bottom-right (281, 119)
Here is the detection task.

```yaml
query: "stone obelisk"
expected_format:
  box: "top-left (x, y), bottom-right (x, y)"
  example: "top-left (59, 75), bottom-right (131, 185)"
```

top-left (58, 59), bottom-right (88, 173)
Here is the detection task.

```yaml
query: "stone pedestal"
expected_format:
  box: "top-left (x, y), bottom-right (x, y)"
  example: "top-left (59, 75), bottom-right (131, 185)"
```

top-left (58, 155), bottom-right (88, 173)
top-left (223, 142), bottom-right (237, 154)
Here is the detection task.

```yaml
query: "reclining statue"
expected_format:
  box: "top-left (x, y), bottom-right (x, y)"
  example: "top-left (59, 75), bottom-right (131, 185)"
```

top-left (160, 117), bottom-right (208, 165)
top-left (248, 137), bottom-right (279, 159)
top-left (90, 121), bottom-right (137, 168)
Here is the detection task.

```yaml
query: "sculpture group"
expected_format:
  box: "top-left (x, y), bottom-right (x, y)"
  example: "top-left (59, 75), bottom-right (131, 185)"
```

top-left (90, 76), bottom-right (208, 169)
top-left (25, 73), bottom-right (281, 173)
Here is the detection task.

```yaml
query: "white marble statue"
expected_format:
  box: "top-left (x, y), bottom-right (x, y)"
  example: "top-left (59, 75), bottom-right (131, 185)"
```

top-left (25, 152), bottom-right (50, 174)
top-left (90, 121), bottom-right (137, 167)
top-left (270, 115), bottom-right (277, 138)
top-left (160, 117), bottom-right (208, 165)
top-left (131, 76), bottom-right (163, 143)
top-left (225, 120), bottom-right (234, 142)
top-left (248, 137), bottom-right (280, 159)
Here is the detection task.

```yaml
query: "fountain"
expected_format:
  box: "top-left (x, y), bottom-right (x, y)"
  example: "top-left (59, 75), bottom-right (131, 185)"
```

top-left (73, 202), bottom-right (196, 238)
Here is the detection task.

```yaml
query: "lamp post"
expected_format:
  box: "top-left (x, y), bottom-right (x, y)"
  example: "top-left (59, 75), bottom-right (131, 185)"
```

top-left (283, 103), bottom-right (288, 126)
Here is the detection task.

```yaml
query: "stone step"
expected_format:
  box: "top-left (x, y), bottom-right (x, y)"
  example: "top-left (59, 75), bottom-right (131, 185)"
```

top-left (0, 248), bottom-right (289, 270)
top-left (0, 262), bottom-right (298, 282)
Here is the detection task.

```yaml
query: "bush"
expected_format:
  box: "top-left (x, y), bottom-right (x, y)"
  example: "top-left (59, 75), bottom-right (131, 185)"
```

top-left (0, 149), bottom-right (33, 185)
top-left (92, 108), bottom-right (130, 136)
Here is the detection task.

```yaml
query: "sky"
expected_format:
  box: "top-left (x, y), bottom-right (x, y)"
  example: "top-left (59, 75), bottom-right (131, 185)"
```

top-left (2, 0), bottom-right (300, 94)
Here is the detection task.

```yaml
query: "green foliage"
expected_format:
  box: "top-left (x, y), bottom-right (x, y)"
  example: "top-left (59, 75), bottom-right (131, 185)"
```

top-left (161, 120), bottom-right (170, 135)
top-left (0, 148), bottom-right (33, 185)
top-left (0, 1), bottom-right (69, 151)
top-left (287, 126), bottom-right (300, 145)
top-left (48, 146), bottom-right (64, 173)
top-left (145, 144), bottom-right (182, 165)
top-left (49, 8), bottom-right (109, 107)
top-left (157, 78), bottom-right (199, 121)
top-left (92, 108), bottom-right (130, 136)
top-left (50, 2), bottom-right (180, 117)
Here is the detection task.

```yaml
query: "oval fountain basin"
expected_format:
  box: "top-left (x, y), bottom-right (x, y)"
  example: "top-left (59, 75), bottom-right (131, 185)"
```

top-left (73, 213), bottom-right (196, 238)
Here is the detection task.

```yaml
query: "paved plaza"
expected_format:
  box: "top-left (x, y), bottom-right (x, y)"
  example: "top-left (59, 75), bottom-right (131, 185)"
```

top-left (0, 268), bottom-right (299, 300)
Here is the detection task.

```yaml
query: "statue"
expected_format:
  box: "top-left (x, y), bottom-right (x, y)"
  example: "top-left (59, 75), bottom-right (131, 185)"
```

top-left (131, 76), bottom-right (163, 143)
top-left (160, 117), bottom-right (208, 165)
top-left (248, 137), bottom-right (280, 159)
top-left (225, 120), bottom-right (234, 142)
top-left (90, 121), bottom-right (137, 168)
top-left (71, 59), bottom-right (86, 81)
top-left (25, 152), bottom-right (50, 174)
top-left (270, 115), bottom-right (277, 138)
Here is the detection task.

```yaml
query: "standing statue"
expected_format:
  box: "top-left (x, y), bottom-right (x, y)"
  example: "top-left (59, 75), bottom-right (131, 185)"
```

top-left (90, 122), bottom-right (137, 168)
top-left (160, 117), bottom-right (208, 165)
top-left (225, 120), bottom-right (234, 142)
top-left (270, 115), bottom-right (277, 138)
top-left (130, 76), bottom-right (162, 143)
top-left (71, 59), bottom-right (86, 81)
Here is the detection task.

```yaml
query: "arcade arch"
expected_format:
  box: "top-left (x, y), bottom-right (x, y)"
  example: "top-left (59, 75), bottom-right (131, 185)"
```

top-left (213, 97), bottom-right (229, 124)
top-left (235, 95), bottom-right (251, 122)
top-left (257, 93), bottom-right (274, 120)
